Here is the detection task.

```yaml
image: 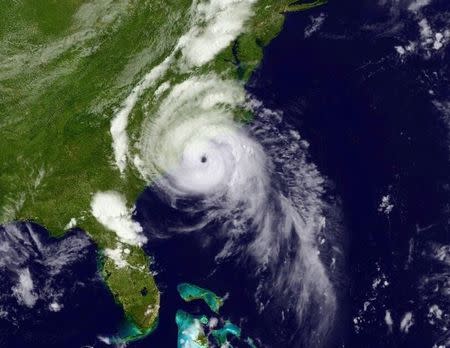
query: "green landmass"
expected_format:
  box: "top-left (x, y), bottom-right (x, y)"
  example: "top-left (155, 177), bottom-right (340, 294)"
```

top-left (99, 246), bottom-right (160, 329)
top-left (177, 283), bottom-right (224, 314)
top-left (0, 0), bottom-right (326, 336)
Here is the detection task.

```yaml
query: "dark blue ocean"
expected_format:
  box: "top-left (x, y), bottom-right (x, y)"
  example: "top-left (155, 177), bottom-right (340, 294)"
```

top-left (1, 1), bottom-right (449, 347)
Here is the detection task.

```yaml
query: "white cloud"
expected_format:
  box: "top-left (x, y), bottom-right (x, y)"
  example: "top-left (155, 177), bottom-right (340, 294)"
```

top-left (419, 18), bottom-right (433, 39)
top-left (49, 302), bottom-right (63, 312)
top-left (385, 310), bottom-right (394, 332)
top-left (395, 19), bottom-right (448, 58)
top-left (400, 312), bottom-right (414, 333)
top-left (433, 32), bottom-right (444, 50)
top-left (428, 304), bottom-right (443, 324)
top-left (91, 191), bottom-right (147, 246)
top-left (1, 192), bottom-right (25, 222)
top-left (305, 13), bottom-right (326, 38)
top-left (2, 0), bottom-right (130, 82)
top-left (179, 317), bottom-right (206, 346)
top-left (98, 336), bottom-right (112, 345)
top-left (394, 41), bottom-right (417, 56)
top-left (110, 0), bottom-right (258, 173)
top-left (417, 19), bottom-right (448, 53)
top-left (178, 0), bottom-right (257, 67)
top-left (209, 317), bottom-right (219, 329)
top-left (0, 308), bottom-right (8, 319)
top-left (378, 195), bottom-right (394, 215)
top-left (154, 81), bottom-right (171, 98)
top-left (139, 75), bottom-right (338, 342)
top-left (395, 46), bottom-right (406, 55)
top-left (408, 0), bottom-right (432, 12)
top-left (12, 268), bottom-right (38, 308)
top-left (64, 217), bottom-right (77, 230)
top-left (104, 245), bottom-right (128, 268)
top-left (111, 56), bottom-right (173, 173)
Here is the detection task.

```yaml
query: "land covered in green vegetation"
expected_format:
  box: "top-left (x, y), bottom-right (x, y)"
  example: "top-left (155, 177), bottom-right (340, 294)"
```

top-left (0, 0), bottom-right (325, 335)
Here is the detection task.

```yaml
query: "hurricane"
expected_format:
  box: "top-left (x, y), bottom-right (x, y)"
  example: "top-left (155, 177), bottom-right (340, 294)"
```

top-left (138, 75), bottom-right (343, 346)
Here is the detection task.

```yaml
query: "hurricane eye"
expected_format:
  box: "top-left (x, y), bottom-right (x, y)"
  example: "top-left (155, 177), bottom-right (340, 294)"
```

top-left (201, 155), bottom-right (207, 163)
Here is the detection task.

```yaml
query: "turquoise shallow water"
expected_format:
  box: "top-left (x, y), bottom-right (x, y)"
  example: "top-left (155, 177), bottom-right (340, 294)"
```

top-left (176, 310), bottom-right (209, 348)
top-left (177, 283), bottom-right (224, 314)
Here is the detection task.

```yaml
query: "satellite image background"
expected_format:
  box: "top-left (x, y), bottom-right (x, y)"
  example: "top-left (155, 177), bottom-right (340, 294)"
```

top-left (0, 0), bottom-right (449, 347)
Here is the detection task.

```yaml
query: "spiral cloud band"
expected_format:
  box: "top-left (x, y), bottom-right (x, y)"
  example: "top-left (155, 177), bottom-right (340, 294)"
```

top-left (104, 1), bottom-right (342, 345)
top-left (140, 77), bottom-right (268, 203)
top-left (138, 75), bottom-right (341, 346)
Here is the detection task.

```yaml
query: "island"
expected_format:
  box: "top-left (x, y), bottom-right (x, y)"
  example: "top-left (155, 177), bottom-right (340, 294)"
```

top-left (176, 310), bottom-right (209, 348)
top-left (176, 282), bottom-right (256, 347)
top-left (177, 283), bottom-right (224, 314)
top-left (211, 320), bottom-right (242, 346)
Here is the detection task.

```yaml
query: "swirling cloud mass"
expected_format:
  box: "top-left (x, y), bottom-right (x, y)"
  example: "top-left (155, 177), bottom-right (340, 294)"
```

top-left (105, 0), bottom-right (343, 345)
top-left (137, 74), bottom-right (342, 345)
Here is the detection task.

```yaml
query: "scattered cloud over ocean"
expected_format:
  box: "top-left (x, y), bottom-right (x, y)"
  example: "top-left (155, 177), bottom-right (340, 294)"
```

top-left (0, 223), bottom-right (94, 320)
top-left (12, 268), bottom-right (37, 308)
top-left (305, 13), bottom-right (326, 38)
